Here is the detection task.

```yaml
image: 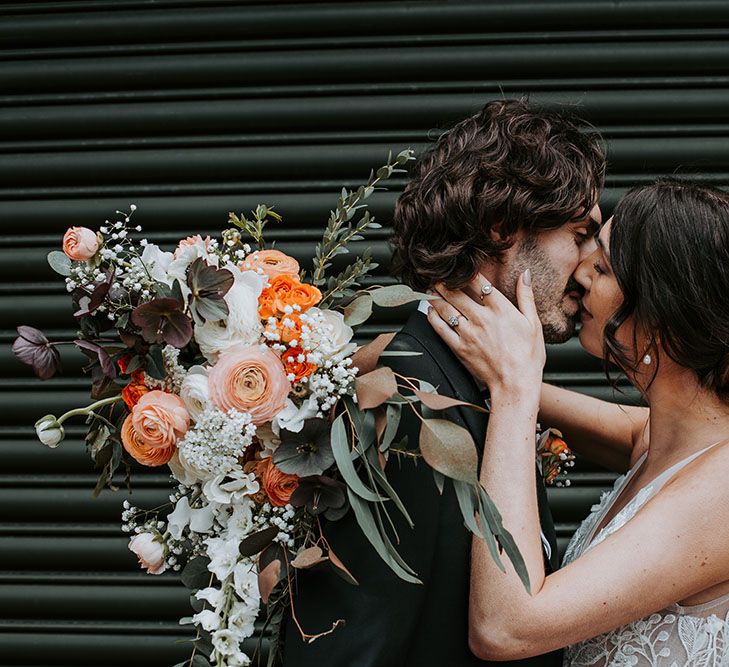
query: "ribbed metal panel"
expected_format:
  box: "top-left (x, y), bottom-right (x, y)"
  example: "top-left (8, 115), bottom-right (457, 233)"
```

top-left (1, 1), bottom-right (725, 663)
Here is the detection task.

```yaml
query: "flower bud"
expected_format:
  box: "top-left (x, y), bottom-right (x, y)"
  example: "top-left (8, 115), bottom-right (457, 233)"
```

top-left (34, 414), bottom-right (65, 448)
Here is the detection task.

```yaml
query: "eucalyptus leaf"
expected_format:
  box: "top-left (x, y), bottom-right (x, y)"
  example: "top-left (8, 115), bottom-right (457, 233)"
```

top-left (365, 446), bottom-right (413, 528)
top-left (370, 284), bottom-right (434, 308)
top-left (180, 555), bottom-right (212, 590)
top-left (239, 525), bottom-right (278, 557)
top-left (346, 488), bottom-right (421, 584)
top-left (47, 251), bottom-right (72, 276)
top-left (419, 418), bottom-right (479, 484)
top-left (453, 480), bottom-right (505, 574)
top-left (331, 413), bottom-right (386, 502)
top-left (343, 294), bottom-right (373, 326)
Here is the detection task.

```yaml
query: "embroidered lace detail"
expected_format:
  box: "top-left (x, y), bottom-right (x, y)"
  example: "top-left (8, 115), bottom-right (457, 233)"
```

top-left (562, 448), bottom-right (729, 666)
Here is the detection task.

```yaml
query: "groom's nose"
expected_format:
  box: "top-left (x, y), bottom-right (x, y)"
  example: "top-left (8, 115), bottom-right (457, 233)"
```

top-left (579, 235), bottom-right (598, 261)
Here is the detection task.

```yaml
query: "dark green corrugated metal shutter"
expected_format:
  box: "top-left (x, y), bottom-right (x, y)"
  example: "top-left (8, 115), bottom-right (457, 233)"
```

top-left (2, 1), bottom-right (728, 663)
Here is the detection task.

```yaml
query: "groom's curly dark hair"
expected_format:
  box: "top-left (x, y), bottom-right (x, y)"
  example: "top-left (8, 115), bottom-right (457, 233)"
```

top-left (390, 99), bottom-right (606, 291)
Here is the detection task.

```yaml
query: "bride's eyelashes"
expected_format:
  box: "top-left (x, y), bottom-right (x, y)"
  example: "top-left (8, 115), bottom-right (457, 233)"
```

top-left (593, 261), bottom-right (605, 275)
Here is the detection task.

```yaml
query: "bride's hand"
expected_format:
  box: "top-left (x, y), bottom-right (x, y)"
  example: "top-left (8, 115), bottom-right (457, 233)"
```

top-left (426, 270), bottom-right (546, 400)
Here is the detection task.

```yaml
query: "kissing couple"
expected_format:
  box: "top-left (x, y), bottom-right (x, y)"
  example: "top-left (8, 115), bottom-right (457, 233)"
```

top-left (283, 99), bottom-right (729, 666)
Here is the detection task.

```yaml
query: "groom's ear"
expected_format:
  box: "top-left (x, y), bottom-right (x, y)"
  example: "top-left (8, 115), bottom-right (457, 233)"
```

top-left (488, 219), bottom-right (517, 245)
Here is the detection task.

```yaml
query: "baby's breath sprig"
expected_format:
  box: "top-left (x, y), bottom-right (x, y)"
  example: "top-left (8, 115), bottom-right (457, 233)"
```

top-left (311, 149), bottom-right (415, 305)
top-left (228, 205), bottom-right (282, 249)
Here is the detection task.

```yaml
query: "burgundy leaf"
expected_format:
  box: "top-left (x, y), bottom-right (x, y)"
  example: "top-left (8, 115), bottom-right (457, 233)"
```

top-left (74, 340), bottom-right (117, 379)
top-left (161, 311), bottom-right (193, 348)
top-left (12, 326), bottom-right (61, 380)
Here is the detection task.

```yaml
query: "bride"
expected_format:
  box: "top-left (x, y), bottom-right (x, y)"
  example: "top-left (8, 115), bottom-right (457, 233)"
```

top-left (427, 179), bottom-right (729, 666)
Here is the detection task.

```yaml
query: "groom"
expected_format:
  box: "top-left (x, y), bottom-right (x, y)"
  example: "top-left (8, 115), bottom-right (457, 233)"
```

top-left (282, 99), bottom-right (605, 667)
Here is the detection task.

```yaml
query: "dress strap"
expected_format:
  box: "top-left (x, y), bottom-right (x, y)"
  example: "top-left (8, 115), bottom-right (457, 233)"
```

top-left (649, 436), bottom-right (729, 493)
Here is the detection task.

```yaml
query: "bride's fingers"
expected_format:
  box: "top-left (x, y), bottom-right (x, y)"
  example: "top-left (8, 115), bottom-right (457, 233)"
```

top-left (515, 269), bottom-right (540, 329)
top-left (426, 294), bottom-right (467, 332)
top-left (426, 303), bottom-right (462, 347)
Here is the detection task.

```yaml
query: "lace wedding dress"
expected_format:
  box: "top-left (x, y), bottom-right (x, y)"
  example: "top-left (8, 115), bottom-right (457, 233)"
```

top-left (563, 441), bottom-right (729, 666)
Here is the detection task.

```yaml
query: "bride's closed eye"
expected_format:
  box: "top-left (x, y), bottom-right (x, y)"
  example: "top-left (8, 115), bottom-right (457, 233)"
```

top-left (593, 261), bottom-right (605, 275)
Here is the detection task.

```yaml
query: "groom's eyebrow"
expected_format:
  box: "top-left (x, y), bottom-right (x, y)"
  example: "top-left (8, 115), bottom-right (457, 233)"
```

top-left (595, 223), bottom-right (610, 260)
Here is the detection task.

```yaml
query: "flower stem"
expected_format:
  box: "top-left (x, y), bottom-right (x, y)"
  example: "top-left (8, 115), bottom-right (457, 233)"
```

top-left (57, 395), bottom-right (123, 425)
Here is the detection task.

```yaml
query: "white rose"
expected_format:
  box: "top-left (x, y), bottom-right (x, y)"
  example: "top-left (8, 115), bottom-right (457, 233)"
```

top-left (272, 395), bottom-right (319, 435)
top-left (128, 532), bottom-right (167, 575)
top-left (193, 267), bottom-right (264, 363)
top-left (203, 466), bottom-right (260, 505)
top-left (309, 307), bottom-right (355, 360)
top-left (180, 365), bottom-right (210, 421)
top-left (168, 448), bottom-right (213, 486)
top-left (34, 415), bottom-right (64, 448)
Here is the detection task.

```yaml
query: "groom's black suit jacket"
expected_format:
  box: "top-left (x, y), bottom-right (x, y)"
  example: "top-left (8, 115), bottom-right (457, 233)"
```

top-left (282, 310), bottom-right (562, 667)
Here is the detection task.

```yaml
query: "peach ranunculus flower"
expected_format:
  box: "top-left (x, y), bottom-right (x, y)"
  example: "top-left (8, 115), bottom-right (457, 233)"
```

top-left (62, 226), bottom-right (100, 261)
top-left (130, 390), bottom-right (190, 450)
top-left (257, 457), bottom-right (299, 507)
top-left (128, 532), bottom-right (167, 574)
top-left (241, 249), bottom-right (300, 280)
top-left (208, 343), bottom-right (290, 425)
top-left (173, 234), bottom-right (213, 259)
top-left (258, 274), bottom-right (322, 319)
top-left (121, 413), bottom-right (176, 466)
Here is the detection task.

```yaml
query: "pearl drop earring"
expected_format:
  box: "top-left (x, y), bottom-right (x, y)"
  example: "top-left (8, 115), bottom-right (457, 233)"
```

top-left (642, 354), bottom-right (652, 365)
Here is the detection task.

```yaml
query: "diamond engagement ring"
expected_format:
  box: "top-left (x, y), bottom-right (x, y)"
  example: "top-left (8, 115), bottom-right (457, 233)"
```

top-left (447, 314), bottom-right (460, 328)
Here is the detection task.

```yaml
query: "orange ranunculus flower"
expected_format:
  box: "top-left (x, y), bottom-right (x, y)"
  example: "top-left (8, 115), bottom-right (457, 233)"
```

top-left (272, 275), bottom-right (321, 313)
top-left (259, 457), bottom-right (299, 507)
top-left (282, 346), bottom-right (317, 382)
top-left (241, 249), bottom-right (300, 280)
top-left (131, 390), bottom-right (190, 450)
top-left (207, 343), bottom-right (290, 425)
top-left (122, 379), bottom-right (150, 410)
top-left (277, 312), bottom-right (307, 344)
top-left (117, 354), bottom-right (133, 374)
top-left (121, 414), bottom-right (176, 467)
top-left (258, 287), bottom-right (278, 320)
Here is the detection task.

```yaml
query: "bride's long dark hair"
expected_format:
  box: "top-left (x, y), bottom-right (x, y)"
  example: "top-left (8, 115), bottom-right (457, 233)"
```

top-left (604, 179), bottom-right (729, 398)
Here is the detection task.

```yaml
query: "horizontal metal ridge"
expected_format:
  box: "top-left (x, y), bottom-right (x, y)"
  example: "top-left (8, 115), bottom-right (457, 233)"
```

top-left (3, 42), bottom-right (729, 96)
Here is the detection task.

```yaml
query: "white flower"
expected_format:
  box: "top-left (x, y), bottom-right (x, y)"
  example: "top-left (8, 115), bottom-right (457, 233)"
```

top-left (308, 307), bottom-right (356, 359)
top-left (192, 608), bottom-right (220, 632)
top-left (205, 536), bottom-right (241, 581)
top-left (193, 268), bottom-right (264, 363)
top-left (167, 237), bottom-right (219, 285)
top-left (255, 422), bottom-right (281, 458)
top-left (229, 599), bottom-right (258, 638)
top-left (212, 629), bottom-right (240, 657)
top-left (225, 650), bottom-right (252, 667)
top-left (167, 496), bottom-right (218, 539)
top-left (128, 532), bottom-right (167, 575)
top-left (137, 243), bottom-right (174, 284)
top-left (195, 586), bottom-right (225, 611)
top-left (34, 415), bottom-right (64, 448)
top-left (166, 496), bottom-right (191, 540)
top-left (271, 395), bottom-right (319, 435)
top-left (222, 500), bottom-right (255, 540)
top-left (233, 561), bottom-right (260, 605)
top-left (180, 365), bottom-right (210, 421)
top-left (168, 448), bottom-right (214, 486)
top-left (203, 466), bottom-right (260, 505)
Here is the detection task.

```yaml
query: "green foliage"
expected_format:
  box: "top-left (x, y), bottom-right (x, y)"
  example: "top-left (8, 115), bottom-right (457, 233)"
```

top-left (228, 204), bottom-right (282, 248)
top-left (313, 149), bottom-right (414, 307)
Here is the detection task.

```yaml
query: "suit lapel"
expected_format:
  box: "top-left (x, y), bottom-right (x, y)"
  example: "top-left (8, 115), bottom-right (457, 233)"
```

top-left (401, 310), bottom-right (560, 572)
top-left (400, 311), bottom-right (487, 447)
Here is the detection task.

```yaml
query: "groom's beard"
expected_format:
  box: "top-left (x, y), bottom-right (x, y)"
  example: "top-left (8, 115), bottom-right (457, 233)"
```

top-left (504, 238), bottom-right (584, 344)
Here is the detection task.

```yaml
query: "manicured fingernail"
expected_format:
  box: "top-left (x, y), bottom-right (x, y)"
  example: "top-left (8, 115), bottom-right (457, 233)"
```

top-left (524, 269), bottom-right (532, 286)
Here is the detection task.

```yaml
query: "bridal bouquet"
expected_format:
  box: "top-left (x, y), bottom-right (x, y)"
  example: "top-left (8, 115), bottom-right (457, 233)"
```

top-left (13, 150), bottom-right (534, 667)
